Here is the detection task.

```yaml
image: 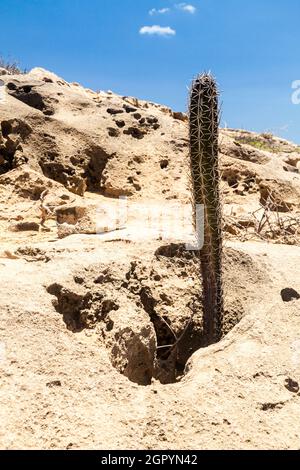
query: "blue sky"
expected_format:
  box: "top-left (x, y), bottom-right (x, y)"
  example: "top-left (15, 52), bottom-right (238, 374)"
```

top-left (1, 0), bottom-right (300, 142)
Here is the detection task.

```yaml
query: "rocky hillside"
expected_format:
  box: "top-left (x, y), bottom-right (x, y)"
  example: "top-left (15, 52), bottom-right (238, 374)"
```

top-left (1, 68), bottom-right (300, 243)
top-left (0, 68), bottom-right (300, 449)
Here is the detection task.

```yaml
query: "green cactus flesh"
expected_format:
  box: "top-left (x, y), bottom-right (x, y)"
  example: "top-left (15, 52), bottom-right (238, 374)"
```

top-left (189, 73), bottom-right (223, 344)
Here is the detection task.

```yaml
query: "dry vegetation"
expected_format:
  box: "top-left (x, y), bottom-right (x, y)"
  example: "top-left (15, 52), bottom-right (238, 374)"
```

top-left (226, 190), bottom-right (300, 245)
top-left (0, 57), bottom-right (24, 74)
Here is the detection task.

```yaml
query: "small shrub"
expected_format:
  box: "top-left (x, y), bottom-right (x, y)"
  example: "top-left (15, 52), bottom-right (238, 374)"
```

top-left (234, 135), bottom-right (277, 153)
top-left (0, 57), bottom-right (25, 75)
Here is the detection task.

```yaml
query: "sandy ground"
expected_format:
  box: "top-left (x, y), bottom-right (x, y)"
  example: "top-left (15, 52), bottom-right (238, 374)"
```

top-left (0, 231), bottom-right (299, 449)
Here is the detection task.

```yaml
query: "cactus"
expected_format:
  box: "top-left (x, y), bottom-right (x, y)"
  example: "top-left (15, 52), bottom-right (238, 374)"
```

top-left (189, 72), bottom-right (223, 344)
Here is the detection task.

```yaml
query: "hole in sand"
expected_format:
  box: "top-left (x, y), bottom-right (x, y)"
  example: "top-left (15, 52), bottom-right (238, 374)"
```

top-left (281, 288), bottom-right (300, 302)
top-left (46, 246), bottom-right (265, 386)
top-left (160, 160), bottom-right (169, 170)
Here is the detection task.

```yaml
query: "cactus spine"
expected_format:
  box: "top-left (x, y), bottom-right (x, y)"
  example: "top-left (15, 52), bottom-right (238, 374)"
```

top-left (189, 73), bottom-right (223, 344)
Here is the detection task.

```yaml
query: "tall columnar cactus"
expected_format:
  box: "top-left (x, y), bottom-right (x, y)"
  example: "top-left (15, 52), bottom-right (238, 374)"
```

top-left (189, 73), bottom-right (223, 345)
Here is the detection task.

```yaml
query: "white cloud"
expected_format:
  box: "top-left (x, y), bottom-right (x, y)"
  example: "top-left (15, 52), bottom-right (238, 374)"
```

top-left (139, 25), bottom-right (176, 37)
top-left (149, 8), bottom-right (170, 16)
top-left (176, 3), bottom-right (197, 14)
